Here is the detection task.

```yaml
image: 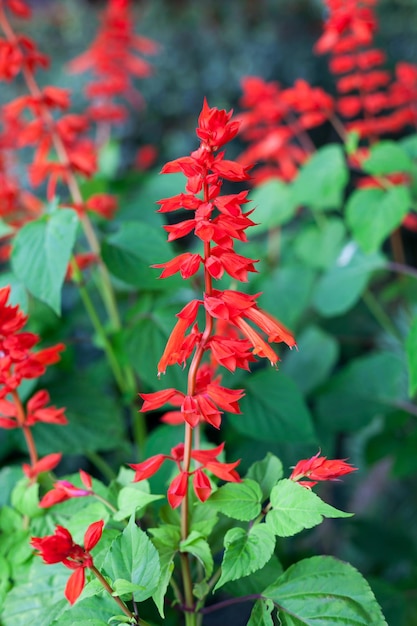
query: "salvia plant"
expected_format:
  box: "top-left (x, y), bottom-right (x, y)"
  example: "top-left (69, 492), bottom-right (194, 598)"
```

top-left (0, 0), bottom-right (416, 624)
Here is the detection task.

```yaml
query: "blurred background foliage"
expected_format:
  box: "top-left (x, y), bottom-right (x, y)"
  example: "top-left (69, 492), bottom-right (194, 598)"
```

top-left (2, 1), bottom-right (417, 624)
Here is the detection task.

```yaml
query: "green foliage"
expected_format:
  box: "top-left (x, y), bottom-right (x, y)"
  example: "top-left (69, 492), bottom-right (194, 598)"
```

top-left (248, 179), bottom-right (296, 235)
top-left (11, 207), bottom-right (79, 314)
top-left (206, 479), bottom-right (262, 521)
top-left (362, 141), bottom-right (413, 175)
top-left (347, 186), bottom-right (411, 253)
top-left (266, 480), bottom-right (352, 537)
top-left (263, 556), bottom-right (387, 625)
top-left (246, 453), bottom-right (283, 501)
top-left (291, 145), bottom-right (348, 211)
top-left (103, 516), bottom-right (160, 602)
top-left (229, 368), bottom-right (316, 444)
top-left (406, 316), bottom-right (417, 397)
top-left (215, 525), bottom-right (276, 590)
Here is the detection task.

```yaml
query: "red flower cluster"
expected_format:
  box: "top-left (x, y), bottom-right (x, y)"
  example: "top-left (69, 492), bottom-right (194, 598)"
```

top-left (131, 442), bottom-right (240, 508)
top-left (68, 0), bottom-right (159, 125)
top-left (0, 286), bottom-right (65, 478)
top-left (31, 521), bottom-right (104, 604)
top-left (290, 452), bottom-right (357, 489)
top-left (238, 76), bottom-right (334, 182)
top-left (137, 99), bottom-right (296, 509)
top-left (316, 0), bottom-right (417, 138)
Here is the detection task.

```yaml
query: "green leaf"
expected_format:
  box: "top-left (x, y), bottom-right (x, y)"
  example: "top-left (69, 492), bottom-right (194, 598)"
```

top-left (229, 369), bottom-right (316, 444)
top-left (224, 555), bottom-right (283, 598)
top-left (313, 244), bottom-right (385, 317)
top-left (266, 480), bottom-right (351, 537)
top-left (103, 516), bottom-right (160, 602)
top-left (248, 178), bottom-right (296, 235)
top-left (215, 525), bottom-right (276, 590)
top-left (11, 478), bottom-right (41, 518)
top-left (101, 221), bottom-right (181, 290)
top-left (247, 599), bottom-right (275, 626)
top-left (406, 316), bottom-right (417, 397)
top-left (291, 145), bottom-right (348, 211)
top-left (114, 486), bottom-right (163, 521)
top-left (400, 134), bottom-right (417, 159)
top-left (180, 531), bottom-right (213, 578)
top-left (346, 187), bottom-right (411, 253)
top-left (294, 218), bottom-right (346, 269)
top-left (263, 555), bottom-right (387, 625)
top-left (33, 373), bottom-right (125, 455)
top-left (112, 578), bottom-right (145, 597)
top-left (246, 453), bottom-right (284, 501)
top-left (256, 265), bottom-right (315, 328)
top-left (317, 351), bottom-right (407, 432)
top-left (0, 272), bottom-right (29, 312)
top-left (281, 326), bottom-right (339, 394)
top-left (149, 525), bottom-right (180, 617)
top-left (11, 208), bottom-right (79, 314)
top-left (362, 141), bottom-right (413, 175)
top-left (206, 479), bottom-right (262, 521)
top-left (0, 219), bottom-right (14, 237)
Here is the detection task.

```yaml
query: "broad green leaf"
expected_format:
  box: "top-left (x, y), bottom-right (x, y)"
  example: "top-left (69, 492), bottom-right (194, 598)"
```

top-left (400, 133), bottom-right (417, 159)
top-left (266, 480), bottom-right (351, 537)
top-left (190, 503), bottom-right (219, 537)
top-left (317, 352), bottom-right (407, 432)
top-left (246, 453), bottom-right (283, 501)
top-left (114, 486), bottom-right (163, 521)
top-left (57, 502), bottom-right (110, 546)
top-left (119, 171), bottom-right (185, 224)
top-left (49, 595), bottom-right (118, 625)
top-left (0, 272), bottom-right (28, 312)
top-left (11, 208), bottom-right (79, 314)
top-left (180, 531), bottom-right (213, 578)
top-left (406, 316), bottom-right (417, 397)
top-left (248, 178), bottom-right (296, 235)
top-left (256, 265), bottom-right (315, 328)
top-left (101, 221), bottom-right (182, 290)
top-left (263, 555), bottom-right (387, 625)
top-left (124, 309), bottom-right (186, 390)
top-left (291, 145), bottom-right (348, 211)
top-left (206, 479), bottom-right (262, 521)
top-left (215, 525), bottom-right (275, 590)
top-left (11, 478), bottom-right (41, 518)
top-left (346, 186), bottom-right (411, 253)
top-left (362, 141), bottom-right (413, 175)
top-left (0, 219), bottom-right (13, 237)
top-left (149, 525), bottom-right (180, 617)
top-left (33, 373), bottom-right (125, 455)
top-left (294, 218), bottom-right (346, 269)
top-left (248, 599), bottom-right (275, 626)
top-left (229, 369), bottom-right (316, 444)
top-left (281, 326), bottom-right (339, 394)
top-left (103, 516), bottom-right (160, 602)
top-left (313, 244), bottom-right (385, 317)
top-left (224, 555), bottom-right (283, 597)
top-left (112, 578), bottom-right (145, 597)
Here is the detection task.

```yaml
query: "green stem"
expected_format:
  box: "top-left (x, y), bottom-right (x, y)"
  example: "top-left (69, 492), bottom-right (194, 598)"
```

top-left (362, 289), bottom-right (402, 341)
top-left (86, 451), bottom-right (117, 481)
top-left (90, 565), bottom-right (145, 625)
top-left (93, 492), bottom-right (118, 514)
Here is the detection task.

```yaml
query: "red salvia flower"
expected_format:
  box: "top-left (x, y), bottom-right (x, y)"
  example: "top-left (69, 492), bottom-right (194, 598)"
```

top-left (290, 451), bottom-right (357, 489)
top-left (39, 470), bottom-right (93, 508)
top-left (31, 521), bottom-right (104, 604)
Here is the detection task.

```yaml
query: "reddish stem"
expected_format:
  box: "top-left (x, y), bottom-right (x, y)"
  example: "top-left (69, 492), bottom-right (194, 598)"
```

top-left (11, 390), bottom-right (38, 467)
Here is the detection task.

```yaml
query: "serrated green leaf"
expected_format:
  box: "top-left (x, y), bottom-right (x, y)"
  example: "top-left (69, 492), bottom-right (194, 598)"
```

top-left (180, 531), bottom-right (213, 578)
top-left (103, 516), bottom-right (160, 602)
top-left (149, 525), bottom-right (180, 617)
top-left (281, 325), bottom-right (339, 394)
top-left (362, 141), bottom-right (413, 175)
top-left (266, 480), bottom-right (351, 537)
top-left (11, 208), bottom-right (79, 314)
top-left (317, 351), bottom-right (407, 432)
top-left (248, 178), bottom-right (296, 235)
top-left (295, 218), bottom-right (346, 270)
top-left (313, 244), bottom-right (385, 317)
top-left (206, 479), bottom-right (262, 521)
top-left (347, 186), bottom-right (411, 253)
top-left (114, 486), bottom-right (163, 521)
top-left (263, 555), bottom-right (387, 625)
top-left (406, 316), bottom-right (417, 397)
top-left (247, 599), bottom-right (275, 626)
top-left (101, 221), bottom-right (181, 290)
top-left (112, 578), bottom-right (146, 597)
top-left (246, 453), bottom-right (283, 501)
top-left (291, 144), bottom-right (348, 211)
top-left (215, 525), bottom-right (275, 590)
top-left (229, 369), bottom-right (316, 444)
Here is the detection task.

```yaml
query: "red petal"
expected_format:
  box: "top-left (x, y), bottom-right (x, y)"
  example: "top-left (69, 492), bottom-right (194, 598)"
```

top-left (84, 520), bottom-right (104, 551)
top-left (65, 567), bottom-right (85, 605)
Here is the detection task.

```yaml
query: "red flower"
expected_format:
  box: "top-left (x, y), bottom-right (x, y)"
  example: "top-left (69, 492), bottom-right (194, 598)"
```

top-left (290, 452), bottom-right (357, 489)
top-left (39, 470), bottom-right (93, 508)
top-left (31, 521), bottom-right (104, 604)
top-left (22, 452), bottom-right (62, 482)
